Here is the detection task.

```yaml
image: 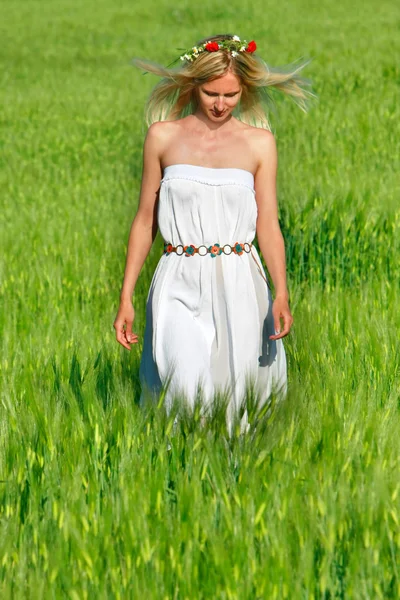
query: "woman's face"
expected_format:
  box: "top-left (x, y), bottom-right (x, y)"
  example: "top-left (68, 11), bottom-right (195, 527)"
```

top-left (196, 71), bottom-right (242, 122)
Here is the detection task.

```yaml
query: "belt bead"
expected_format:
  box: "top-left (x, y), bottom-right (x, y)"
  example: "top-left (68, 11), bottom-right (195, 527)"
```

top-left (164, 241), bottom-right (253, 257)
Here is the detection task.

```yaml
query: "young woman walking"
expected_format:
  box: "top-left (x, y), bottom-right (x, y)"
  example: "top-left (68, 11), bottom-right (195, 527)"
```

top-left (113, 34), bottom-right (314, 433)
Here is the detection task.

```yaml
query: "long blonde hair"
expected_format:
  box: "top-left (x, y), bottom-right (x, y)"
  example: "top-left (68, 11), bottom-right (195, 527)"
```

top-left (133, 33), bottom-right (316, 131)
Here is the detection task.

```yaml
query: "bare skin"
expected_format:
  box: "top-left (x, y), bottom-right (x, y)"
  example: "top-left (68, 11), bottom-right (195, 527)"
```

top-left (113, 70), bottom-right (293, 349)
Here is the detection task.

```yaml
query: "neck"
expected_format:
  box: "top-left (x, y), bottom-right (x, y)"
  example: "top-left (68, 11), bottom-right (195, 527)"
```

top-left (192, 109), bottom-right (234, 132)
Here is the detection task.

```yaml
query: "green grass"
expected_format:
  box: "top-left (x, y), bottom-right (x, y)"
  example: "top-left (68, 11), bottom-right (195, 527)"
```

top-left (1, 0), bottom-right (400, 597)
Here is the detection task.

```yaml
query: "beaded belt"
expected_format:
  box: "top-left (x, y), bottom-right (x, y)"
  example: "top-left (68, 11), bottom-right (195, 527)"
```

top-left (164, 241), bottom-right (253, 257)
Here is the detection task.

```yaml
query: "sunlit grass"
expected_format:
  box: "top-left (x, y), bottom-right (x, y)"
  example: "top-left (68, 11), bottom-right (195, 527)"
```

top-left (1, 0), bottom-right (400, 597)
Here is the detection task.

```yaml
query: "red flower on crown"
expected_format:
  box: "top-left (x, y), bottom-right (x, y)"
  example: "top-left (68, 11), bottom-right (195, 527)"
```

top-left (205, 42), bottom-right (220, 52)
top-left (245, 41), bottom-right (257, 53)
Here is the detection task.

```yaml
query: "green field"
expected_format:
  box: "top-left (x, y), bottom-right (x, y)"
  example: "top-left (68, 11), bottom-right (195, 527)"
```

top-left (1, 0), bottom-right (400, 597)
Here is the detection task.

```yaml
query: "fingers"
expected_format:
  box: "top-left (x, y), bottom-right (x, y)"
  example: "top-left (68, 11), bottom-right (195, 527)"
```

top-left (124, 320), bottom-right (138, 343)
top-left (124, 318), bottom-right (139, 346)
top-left (273, 315), bottom-right (281, 336)
top-left (126, 331), bottom-right (139, 344)
top-left (113, 319), bottom-right (139, 350)
top-left (269, 311), bottom-right (294, 340)
top-left (115, 324), bottom-right (131, 350)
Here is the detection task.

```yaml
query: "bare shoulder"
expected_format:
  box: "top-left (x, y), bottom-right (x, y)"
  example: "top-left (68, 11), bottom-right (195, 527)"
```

top-left (145, 120), bottom-right (176, 142)
top-left (247, 126), bottom-right (276, 156)
top-left (143, 121), bottom-right (176, 163)
top-left (248, 128), bottom-right (277, 173)
top-left (145, 120), bottom-right (184, 151)
top-left (146, 119), bottom-right (191, 137)
top-left (232, 120), bottom-right (277, 168)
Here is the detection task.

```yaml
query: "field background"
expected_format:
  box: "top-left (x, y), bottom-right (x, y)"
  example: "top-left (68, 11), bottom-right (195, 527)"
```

top-left (1, 0), bottom-right (400, 597)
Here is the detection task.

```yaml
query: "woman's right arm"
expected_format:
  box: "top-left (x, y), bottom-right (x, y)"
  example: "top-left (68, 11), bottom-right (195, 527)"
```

top-left (113, 123), bottom-right (164, 350)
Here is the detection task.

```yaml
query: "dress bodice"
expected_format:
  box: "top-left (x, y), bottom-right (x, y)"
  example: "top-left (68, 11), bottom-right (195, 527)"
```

top-left (158, 164), bottom-right (257, 247)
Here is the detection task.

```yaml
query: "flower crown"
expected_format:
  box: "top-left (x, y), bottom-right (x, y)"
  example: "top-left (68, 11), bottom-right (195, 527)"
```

top-left (179, 36), bottom-right (257, 64)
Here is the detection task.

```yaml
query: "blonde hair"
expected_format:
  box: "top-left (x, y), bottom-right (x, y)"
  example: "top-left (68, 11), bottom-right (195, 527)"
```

top-left (133, 33), bottom-right (316, 131)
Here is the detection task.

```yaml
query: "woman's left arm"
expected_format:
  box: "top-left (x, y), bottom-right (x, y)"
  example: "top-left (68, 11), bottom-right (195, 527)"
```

top-left (254, 130), bottom-right (293, 340)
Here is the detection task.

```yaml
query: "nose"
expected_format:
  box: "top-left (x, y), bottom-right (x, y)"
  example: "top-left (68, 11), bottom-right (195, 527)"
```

top-left (214, 96), bottom-right (225, 110)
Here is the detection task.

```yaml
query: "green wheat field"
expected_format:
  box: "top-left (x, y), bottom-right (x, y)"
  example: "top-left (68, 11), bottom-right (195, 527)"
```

top-left (1, 0), bottom-right (400, 597)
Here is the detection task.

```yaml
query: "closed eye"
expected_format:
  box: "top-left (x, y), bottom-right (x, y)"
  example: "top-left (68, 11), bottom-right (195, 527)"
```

top-left (204, 91), bottom-right (240, 97)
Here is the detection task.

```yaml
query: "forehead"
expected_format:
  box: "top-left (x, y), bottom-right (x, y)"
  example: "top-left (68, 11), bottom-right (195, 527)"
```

top-left (201, 72), bottom-right (241, 92)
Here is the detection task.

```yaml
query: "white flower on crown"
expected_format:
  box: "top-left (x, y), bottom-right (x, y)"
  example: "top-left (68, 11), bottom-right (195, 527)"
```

top-left (232, 35), bottom-right (240, 41)
top-left (231, 51), bottom-right (238, 57)
top-left (240, 45), bottom-right (246, 51)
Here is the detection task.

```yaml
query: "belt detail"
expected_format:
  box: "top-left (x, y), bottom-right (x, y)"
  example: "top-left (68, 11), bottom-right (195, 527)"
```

top-left (163, 240), bottom-right (271, 289)
top-left (164, 241), bottom-right (252, 257)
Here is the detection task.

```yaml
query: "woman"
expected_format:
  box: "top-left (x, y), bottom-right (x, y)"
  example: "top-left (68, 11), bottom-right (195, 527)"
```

top-left (113, 34), bottom-right (314, 433)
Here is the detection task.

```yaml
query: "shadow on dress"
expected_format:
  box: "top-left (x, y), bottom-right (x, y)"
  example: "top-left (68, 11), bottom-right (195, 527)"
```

top-left (258, 287), bottom-right (277, 368)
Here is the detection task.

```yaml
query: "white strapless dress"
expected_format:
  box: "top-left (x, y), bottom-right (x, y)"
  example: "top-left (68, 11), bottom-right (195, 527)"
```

top-left (139, 164), bottom-right (287, 431)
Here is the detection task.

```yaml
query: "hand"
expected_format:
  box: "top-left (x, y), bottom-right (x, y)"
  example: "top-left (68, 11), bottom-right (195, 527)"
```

top-left (269, 295), bottom-right (293, 340)
top-left (113, 301), bottom-right (139, 350)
